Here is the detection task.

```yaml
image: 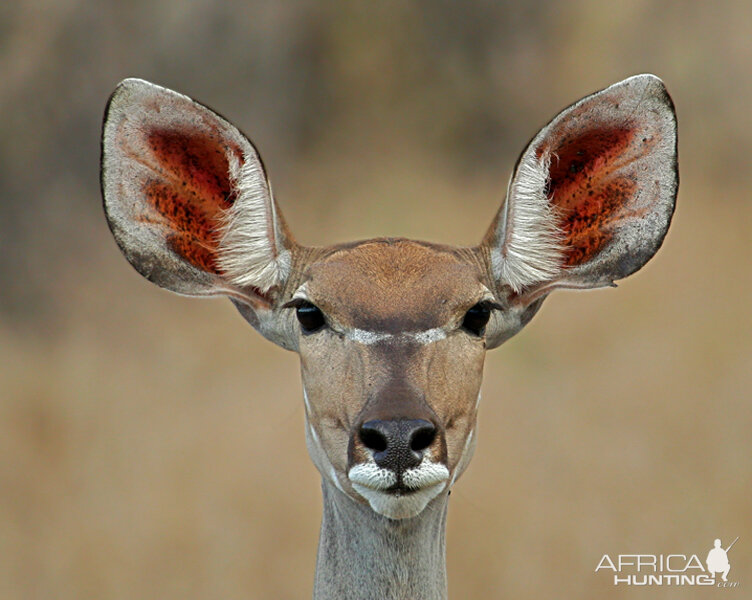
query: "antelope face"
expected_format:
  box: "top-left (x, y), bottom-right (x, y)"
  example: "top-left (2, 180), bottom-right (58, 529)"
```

top-left (101, 75), bottom-right (677, 522)
top-left (292, 240), bottom-right (494, 518)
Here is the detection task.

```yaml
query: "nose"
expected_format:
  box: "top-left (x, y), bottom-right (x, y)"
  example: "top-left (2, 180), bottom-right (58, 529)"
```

top-left (359, 419), bottom-right (437, 472)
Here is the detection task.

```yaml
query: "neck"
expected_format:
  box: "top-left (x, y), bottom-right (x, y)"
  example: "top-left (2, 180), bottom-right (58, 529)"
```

top-left (314, 480), bottom-right (449, 600)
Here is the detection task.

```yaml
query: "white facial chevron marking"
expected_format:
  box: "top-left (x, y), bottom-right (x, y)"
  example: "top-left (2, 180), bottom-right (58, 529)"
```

top-left (292, 285), bottom-right (450, 346)
top-left (346, 328), bottom-right (393, 344)
top-left (346, 327), bottom-right (447, 346)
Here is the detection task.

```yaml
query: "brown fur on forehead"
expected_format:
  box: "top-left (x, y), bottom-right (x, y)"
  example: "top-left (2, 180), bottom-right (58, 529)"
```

top-left (304, 239), bottom-right (486, 331)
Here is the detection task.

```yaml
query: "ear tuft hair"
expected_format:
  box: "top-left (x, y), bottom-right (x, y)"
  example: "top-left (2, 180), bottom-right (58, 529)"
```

top-left (491, 150), bottom-right (565, 292)
top-left (217, 153), bottom-right (291, 293)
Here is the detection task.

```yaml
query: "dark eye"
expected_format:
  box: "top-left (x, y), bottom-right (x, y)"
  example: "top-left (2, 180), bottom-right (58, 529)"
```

top-left (295, 301), bottom-right (326, 333)
top-left (462, 302), bottom-right (492, 336)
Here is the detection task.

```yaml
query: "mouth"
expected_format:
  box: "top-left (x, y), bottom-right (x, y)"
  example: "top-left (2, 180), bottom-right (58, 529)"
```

top-left (348, 461), bottom-right (450, 519)
top-left (384, 483), bottom-right (421, 496)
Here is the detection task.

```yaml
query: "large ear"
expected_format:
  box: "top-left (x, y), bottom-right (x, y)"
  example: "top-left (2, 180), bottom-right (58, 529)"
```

top-left (101, 78), bottom-right (294, 310)
top-left (483, 74), bottom-right (677, 304)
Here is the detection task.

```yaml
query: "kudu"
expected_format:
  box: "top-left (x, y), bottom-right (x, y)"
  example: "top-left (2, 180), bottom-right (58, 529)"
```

top-left (101, 74), bottom-right (677, 599)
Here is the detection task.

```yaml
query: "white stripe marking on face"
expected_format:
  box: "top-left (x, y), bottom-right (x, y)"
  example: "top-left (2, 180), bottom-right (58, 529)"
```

top-left (450, 427), bottom-right (476, 487)
top-left (293, 284), bottom-right (453, 346)
top-left (303, 387), bottom-right (348, 494)
top-left (410, 328), bottom-right (447, 344)
top-left (329, 465), bottom-right (346, 494)
top-left (346, 328), bottom-right (393, 344)
top-left (345, 327), bottom-right (447, 346)
top-left (303, 387), bottom-right (313, 414)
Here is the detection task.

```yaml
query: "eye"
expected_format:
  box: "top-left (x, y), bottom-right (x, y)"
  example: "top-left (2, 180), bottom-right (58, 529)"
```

top-left (295, 301), bottom-right (326, 333)
top-left (461, 302), bottom-right (492, 336)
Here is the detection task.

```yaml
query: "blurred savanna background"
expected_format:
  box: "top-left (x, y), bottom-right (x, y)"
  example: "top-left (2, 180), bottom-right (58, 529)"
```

top-left (1, 1), bottom-right (750, 599)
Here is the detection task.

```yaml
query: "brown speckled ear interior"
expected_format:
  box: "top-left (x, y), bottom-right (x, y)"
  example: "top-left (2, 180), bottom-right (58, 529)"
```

top-left (101, 78), bottom-right (272, 301)
top-left (541, 126), bottom-right (641, 268)
top-left (140, 128), bottom-right (241, 275)
top-left (491, 74), bottom-right (678, 297)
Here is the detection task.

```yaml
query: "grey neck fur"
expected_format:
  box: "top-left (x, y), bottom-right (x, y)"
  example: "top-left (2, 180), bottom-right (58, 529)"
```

top-left (314, 480), bottom-right (449, 600)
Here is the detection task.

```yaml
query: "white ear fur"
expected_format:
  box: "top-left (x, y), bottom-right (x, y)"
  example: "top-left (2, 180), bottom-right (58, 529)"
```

top-left (491, 150), bottom-right (564, 293)
top-left (217, 152), bottom-right (291, 293)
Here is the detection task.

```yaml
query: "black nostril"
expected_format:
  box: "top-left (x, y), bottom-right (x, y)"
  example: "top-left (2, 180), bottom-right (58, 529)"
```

top-left (410, 423), bottom-right (436, 453)
top-left (359, 419), bottom-right (437, 473)
top-left (359, 422), bottom-right (388, 453)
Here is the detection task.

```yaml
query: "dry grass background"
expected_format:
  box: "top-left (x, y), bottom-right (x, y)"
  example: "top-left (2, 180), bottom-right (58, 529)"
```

top-left (1, 1), bottom-right (750, 599)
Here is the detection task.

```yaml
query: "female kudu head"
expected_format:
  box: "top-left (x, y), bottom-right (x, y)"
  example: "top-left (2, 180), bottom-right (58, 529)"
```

top-left (102, 75), bottom-right (676, 526)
